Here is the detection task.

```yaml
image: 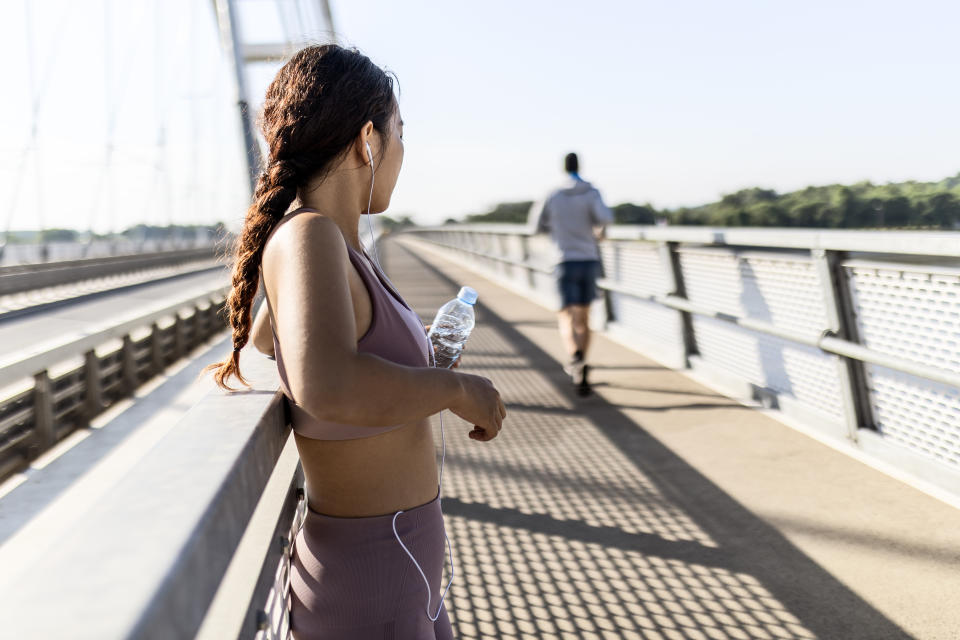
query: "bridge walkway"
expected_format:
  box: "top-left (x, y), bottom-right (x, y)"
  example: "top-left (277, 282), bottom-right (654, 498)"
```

top-left (383, 235), bottom-right (960, 640)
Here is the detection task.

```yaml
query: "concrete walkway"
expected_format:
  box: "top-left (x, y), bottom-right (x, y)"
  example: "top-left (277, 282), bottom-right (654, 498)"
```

top-left (384, 235), bottom-right (960, 640)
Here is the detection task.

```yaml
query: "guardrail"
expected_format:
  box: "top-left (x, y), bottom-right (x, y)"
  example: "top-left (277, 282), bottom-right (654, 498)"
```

top-left (0, 247), bottom-right (219, 297)
top-left (0, 286), bottom-right (230, 481)
top-left (404, 224), bottom-right (960, 499)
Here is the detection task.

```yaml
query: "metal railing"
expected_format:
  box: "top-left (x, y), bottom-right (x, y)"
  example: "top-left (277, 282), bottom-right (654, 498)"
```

top-left (404, 224), bottom-right (960, 497)
top-left (0, 287), bottom-right (230, 481)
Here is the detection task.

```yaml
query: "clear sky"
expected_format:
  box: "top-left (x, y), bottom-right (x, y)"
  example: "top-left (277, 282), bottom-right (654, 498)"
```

top-left (330, 0), bottom-right (960, 225)
top-left (1, 0), bottom-right (958, 231)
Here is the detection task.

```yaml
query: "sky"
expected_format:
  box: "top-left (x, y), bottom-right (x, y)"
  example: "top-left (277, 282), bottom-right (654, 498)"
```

top-left (1, 0), bottom-right (959, 231)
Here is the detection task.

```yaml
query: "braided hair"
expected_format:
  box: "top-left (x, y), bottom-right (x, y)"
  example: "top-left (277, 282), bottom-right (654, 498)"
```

top-left (205, 45), bottom-right (396, 390)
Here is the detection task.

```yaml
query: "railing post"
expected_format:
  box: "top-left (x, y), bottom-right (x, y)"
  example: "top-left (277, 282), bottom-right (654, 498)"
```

top-left (173, 314), bottom-right (186, 359)
top-left (596, 239), bottom-right (614, 327)
top-left (33, 370), bottom-right (56, 452)
top-left (150, 322), bottom-right (165, 373)
top-left (185, 311), bottom-right (197, 350)
top-left (205, 303), bottom-right (218, 337)
top-left (83, 349), bottom-right (104, 420)
top-left (121, 335), bottom-right (139, 396)
top-left (812, 248), bottom-right (873, 441)
top-left (193, 305), bottom-right (205, 343)
top-left (521, 235), bottom-right (535, 290)
top-left (658, 241), bottom-right (697, 367)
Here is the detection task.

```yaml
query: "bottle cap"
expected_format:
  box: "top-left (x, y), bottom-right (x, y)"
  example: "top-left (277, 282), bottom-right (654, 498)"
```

top-left (457, 286), bottom-right (478, 305)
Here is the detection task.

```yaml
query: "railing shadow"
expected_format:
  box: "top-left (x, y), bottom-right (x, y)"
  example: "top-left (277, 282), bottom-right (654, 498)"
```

top-left (739, 259), bottom-right (793, 408)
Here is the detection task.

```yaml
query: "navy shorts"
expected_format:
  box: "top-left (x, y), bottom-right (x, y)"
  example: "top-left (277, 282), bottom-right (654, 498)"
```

top-left (557, 260), bottom-right (600, 307)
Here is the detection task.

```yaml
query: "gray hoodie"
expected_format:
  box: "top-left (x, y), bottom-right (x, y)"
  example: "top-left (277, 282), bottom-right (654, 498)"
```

top-left (528, 176), bottom-right (614, 262)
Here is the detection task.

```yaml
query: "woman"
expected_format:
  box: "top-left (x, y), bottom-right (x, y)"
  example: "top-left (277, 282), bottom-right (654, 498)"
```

top-left (206, 45), bottom-right (506, 639)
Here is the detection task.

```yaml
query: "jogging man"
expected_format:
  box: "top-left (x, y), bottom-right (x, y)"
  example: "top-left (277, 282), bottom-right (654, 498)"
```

top-left (528, 152), bottom-right (613, 395)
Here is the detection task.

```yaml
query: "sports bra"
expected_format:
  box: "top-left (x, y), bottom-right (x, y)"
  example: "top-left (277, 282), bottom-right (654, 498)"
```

top-left (260, 209), bottom-right (433, 440)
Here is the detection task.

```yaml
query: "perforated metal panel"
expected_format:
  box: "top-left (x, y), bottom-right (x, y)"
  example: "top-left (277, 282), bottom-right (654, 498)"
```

top-left (601, 241), bottom-right (670, 296)
top-left (502, 233), bottom-right (527, 265)
top-left (680, 248), bottom-right (843, 420)
top-left (610, 295), bottom-right (683, 353)
top-left (680, 248), bottom-right (827, 334)
top-left (691, 317), bottom-right (845, 420)
top-left (846, 262), bottom-right (960, 468)
top-left (866, 366), bottom-right (960, 467)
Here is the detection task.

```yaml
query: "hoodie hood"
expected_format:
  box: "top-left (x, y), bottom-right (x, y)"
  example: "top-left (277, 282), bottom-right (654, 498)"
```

top-left (558, 175), bottom-right (594, 196)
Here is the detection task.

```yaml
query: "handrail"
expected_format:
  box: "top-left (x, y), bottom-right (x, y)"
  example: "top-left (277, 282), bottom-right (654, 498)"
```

top-left (407, 228), bottom-right (960, 389)
top-left (415, 224), bottom-right (960, 257)
top-left (595, 281), bottom-right (960, 390)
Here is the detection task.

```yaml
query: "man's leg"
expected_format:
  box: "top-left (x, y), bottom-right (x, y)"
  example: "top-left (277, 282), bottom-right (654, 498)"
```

top-left (557, 306), bottom-right (578, 358)
top-left (559, 306), bottom-right (587, 388)
top-left (569, 304), bottom-right (593, 395)
top-left (569, 304), bottom-right (591, 358)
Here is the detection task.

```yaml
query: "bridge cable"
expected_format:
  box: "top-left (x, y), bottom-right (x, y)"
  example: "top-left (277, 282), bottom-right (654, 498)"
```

top-left (4, 2), bottom-right (74, 255)
top-left (85, 1), bottom-right (150, 251)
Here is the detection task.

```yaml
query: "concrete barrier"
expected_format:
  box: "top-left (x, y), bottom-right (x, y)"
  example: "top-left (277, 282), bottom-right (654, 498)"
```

top-left (0, 348), bottom-right (301, 639)
top-left (0, 247), bottom-right (219, 296)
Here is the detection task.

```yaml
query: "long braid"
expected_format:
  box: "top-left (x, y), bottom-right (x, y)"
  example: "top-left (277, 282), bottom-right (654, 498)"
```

top-left (205, 160), bottom-right (297, 390)
top-left (202, 44), bottom-right (396, 391)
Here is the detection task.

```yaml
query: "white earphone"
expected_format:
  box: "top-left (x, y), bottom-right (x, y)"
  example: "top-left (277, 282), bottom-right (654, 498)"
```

top-left (363, 141), bottom-right (382, 270)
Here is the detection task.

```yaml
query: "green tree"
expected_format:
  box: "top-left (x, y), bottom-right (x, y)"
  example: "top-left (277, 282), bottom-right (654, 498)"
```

top-left (465, 201), bottom-right (533, 224)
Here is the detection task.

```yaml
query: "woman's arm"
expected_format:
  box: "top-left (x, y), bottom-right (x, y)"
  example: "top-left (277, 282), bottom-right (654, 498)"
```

top-left (251, 301), bottom-right (275, 357)
top-left (262, 213), bottom-right (502, 436)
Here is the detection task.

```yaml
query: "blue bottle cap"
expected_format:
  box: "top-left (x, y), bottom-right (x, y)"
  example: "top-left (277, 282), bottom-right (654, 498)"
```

top-left (457, 286), bottom-right (478, 305)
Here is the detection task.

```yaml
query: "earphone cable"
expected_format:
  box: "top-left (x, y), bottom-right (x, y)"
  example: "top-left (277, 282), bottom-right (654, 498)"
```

top-left (365, 149), bottom-right (382, 271)
top-left (391, 348), bottom-right (455, 621)
top-left (368, 145), bottom-right (454, 620)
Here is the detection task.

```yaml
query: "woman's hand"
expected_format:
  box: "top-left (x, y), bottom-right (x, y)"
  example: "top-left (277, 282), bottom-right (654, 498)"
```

top-left (449, 372), bottom-right (506, 441)
top-left (425, 323), bottom-right (461, 368)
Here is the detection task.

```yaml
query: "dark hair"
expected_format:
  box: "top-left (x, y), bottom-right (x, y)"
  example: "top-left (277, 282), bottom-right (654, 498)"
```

top-left (206, 44), bottom-right (397, 390)
top-left (564, 152), bottom-right (579, 174)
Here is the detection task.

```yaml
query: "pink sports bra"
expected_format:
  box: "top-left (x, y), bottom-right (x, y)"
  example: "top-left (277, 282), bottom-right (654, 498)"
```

top-left (260, 209), bottom-right (432, 440)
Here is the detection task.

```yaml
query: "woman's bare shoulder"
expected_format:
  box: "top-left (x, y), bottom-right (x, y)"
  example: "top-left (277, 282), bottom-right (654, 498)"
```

top-left (263, 211), bottom-right (347, 278)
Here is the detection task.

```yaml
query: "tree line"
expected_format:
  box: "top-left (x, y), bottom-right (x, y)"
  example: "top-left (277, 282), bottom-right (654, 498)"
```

top-left (454, 172), bottom-right (960, 229)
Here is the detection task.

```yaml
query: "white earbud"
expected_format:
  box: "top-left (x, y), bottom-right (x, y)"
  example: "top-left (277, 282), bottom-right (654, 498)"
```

top-left (363, 140), bottom-right (382, 270)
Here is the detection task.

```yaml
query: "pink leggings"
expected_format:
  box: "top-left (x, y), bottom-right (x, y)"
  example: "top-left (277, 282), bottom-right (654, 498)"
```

top-left (289, 491), bottom-right (454, 640)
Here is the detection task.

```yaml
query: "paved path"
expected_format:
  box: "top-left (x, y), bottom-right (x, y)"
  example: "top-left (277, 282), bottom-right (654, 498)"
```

top-left (382, 235), bottom-right (960, 640)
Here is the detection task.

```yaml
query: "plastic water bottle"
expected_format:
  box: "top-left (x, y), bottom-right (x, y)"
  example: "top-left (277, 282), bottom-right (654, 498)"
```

top-left (428, 287), bottom-right (478, 369)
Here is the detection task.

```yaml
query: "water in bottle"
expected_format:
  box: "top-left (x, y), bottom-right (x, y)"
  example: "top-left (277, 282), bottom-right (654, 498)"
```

top-left (428, 286), bottom-right (478, 368)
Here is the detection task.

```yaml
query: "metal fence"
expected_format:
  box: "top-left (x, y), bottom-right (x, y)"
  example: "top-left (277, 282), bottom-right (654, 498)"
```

top-left (404, 224), bottom-right (960, 497)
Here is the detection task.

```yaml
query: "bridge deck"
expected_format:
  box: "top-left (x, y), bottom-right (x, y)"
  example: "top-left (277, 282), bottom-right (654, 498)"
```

top-left (0, 266), bottom-right (227, 357)
top-left (385, 235), bottom-right (960, 640)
